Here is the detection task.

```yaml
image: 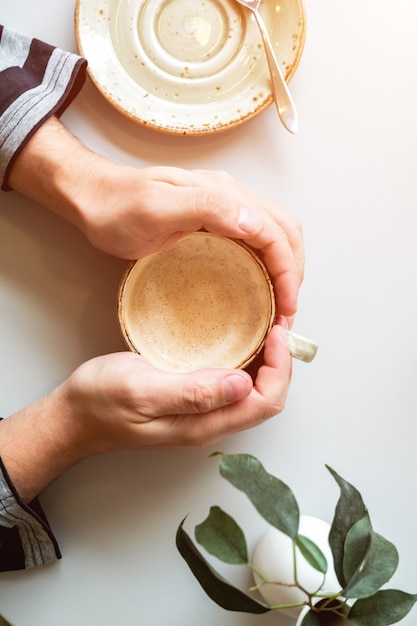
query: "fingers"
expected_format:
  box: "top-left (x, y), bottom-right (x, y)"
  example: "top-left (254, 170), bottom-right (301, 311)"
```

top-left (92, 165), bottom-right (303, 317)
top-left (148, 169), bottom-right (304, 317)
top-left (256, 235), bottom-right (303, 317)
top-left (136, 367), bottom-right (254, 418)
top-left (200, 193), bottom-right (303, 317)
top-left (144, 325), bottom-right (292, 448)
top-left (220, 325), bottom-right (292, 427)
top-left (251, 324), bottom-right (292, 412)
top-left (69, 329), bottom-right (290, 451)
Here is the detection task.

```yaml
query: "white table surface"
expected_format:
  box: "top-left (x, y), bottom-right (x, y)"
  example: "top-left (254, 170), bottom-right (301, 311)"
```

top-left (1, 0), bottom-right (417, 624)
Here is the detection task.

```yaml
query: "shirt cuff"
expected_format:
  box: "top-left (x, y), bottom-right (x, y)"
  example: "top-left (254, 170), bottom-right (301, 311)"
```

top-left (0, 25), bottom-right (87, 191)
top-left (0, 456), bottom-right (61, 571)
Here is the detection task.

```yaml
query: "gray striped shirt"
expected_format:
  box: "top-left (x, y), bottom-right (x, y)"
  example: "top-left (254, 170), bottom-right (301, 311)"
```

top-left (0, 25), bottom-right (87, 571)
top-left (0, 25), bottom-right (87, 190)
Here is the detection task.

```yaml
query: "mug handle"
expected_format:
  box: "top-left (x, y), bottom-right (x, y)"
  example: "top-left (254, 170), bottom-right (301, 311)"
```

top-left (283, 330), bottom-right (318, 363)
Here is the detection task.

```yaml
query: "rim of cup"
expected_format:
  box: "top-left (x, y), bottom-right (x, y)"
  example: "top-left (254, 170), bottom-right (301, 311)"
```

top-left (117, 232), bottom-right (276, 373)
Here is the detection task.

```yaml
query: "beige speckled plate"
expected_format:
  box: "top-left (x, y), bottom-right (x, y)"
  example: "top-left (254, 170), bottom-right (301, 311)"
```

top-left (74, 0), bottom-right (305, 135)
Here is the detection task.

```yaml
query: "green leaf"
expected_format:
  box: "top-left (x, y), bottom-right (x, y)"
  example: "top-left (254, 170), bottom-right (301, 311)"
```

top-left (343, 527), bottom-right (399, 599)
top-left (349, 589), bottom-right (417, 625)
top-left (326, 466), bottom-right (368, 587)
top-left (195, 506), bottom-right (248, 565)
top-left (296, 534), bottom-right (328, 574)
top-left (176, 518), bottom-right (270, 614)
top-left (219, 454), bottom-right (299, 538)
top-left (342, 515), bottom-right (373, 583)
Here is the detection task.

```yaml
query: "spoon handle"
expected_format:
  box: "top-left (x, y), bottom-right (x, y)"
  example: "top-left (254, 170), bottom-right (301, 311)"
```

top-left (253, 7), bottom-right (298, 134)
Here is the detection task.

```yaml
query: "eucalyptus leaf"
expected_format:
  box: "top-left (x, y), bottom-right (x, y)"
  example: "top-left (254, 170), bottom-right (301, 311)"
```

top-left (348, 589), bottom-right (417, 625)
top-left (343, 528), bottom-right (399, 599)
top-left (177, 458), bottom-right (417, 625)
top-left (219, 454), bottom-right (299, 538)
top-left (195, 506), bottom-right (248, 565)
top-left (326, 466), bottom-right (368, 587)
top-left (342, 515), bottom-right (373, 583)
top-left (176, 519), bottom-right (270, 614)
top-left (296, 534), bottom-right (328, 575)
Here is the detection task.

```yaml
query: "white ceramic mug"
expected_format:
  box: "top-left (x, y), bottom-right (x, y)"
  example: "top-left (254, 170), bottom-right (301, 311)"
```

top-left (118, 232), bottom-right (317, 372)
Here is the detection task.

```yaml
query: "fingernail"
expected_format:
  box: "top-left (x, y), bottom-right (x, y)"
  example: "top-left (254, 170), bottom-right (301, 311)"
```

top-left (223, 373), bottom-right (251, 403)
top-left (238, 207), bottom-right (263, 233)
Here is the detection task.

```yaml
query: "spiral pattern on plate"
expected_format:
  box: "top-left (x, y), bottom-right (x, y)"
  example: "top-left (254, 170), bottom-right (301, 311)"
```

top-left (110, 0), bottom-right (256, 103)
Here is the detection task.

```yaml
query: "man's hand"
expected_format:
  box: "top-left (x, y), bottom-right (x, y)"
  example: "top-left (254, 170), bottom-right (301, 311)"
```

top-left (8, 117), bottom-right (304, 318)
top-left (0, 324), bottom-right (291, 503)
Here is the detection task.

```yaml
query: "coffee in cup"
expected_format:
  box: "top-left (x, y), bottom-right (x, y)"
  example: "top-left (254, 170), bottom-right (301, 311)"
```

top-left (118, 232), bottom-right (275, 372)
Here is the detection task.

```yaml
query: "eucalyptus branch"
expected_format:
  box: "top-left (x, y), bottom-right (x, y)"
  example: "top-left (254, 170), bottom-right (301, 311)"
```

top-left (176, 453), bottom-right (417, 626)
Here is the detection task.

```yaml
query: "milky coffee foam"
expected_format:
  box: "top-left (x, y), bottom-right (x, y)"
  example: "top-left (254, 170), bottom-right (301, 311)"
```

top-left (118, 232), bottom-right (275, 372)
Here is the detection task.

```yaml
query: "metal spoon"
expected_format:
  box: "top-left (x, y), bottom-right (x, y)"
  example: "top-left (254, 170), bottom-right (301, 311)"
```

top-left (233, 0), bottom-right (298, 134)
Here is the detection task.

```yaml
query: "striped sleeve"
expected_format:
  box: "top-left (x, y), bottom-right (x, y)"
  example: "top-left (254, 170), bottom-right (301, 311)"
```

top-left (0, 25), bottom-right (87, 191)
top-left (0, 457), bottom-right (61, 571)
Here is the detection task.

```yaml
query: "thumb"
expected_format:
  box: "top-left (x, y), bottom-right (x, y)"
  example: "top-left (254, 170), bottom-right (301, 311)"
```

top-left (148, 368), bottom-right (254, 416)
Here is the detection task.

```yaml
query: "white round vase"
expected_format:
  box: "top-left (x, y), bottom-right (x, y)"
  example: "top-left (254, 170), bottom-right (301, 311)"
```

top-left (252, 515), bottom-right (340, 619)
